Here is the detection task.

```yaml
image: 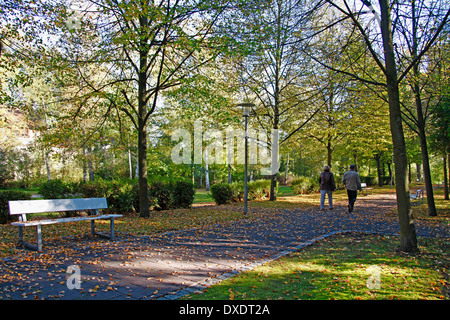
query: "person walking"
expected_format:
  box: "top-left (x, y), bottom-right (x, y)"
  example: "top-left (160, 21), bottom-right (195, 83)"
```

top-left (342, 164), bottom-right (362, 213)
top-left (319, 166), bottom-right (336, 210)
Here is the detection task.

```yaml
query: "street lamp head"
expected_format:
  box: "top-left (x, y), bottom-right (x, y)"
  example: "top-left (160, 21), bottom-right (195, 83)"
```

top-left (236, 103), bottom-right (255, 117)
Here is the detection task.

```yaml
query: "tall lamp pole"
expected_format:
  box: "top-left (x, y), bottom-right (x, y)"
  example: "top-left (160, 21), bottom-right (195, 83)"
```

top-left (237, 103), bottom-right (255, 215)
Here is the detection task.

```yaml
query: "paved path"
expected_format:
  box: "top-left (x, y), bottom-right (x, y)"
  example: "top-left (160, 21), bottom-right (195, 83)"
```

top-left (0, 194), bottom-right (448, 300)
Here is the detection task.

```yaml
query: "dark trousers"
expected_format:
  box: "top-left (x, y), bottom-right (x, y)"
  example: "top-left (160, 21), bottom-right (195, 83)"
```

top-left (347, 190), bottom-right (358, 210)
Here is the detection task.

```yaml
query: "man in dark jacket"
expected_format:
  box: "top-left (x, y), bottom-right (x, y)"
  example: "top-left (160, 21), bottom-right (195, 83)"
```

top-left (319, 166), bottom-right (336, 210)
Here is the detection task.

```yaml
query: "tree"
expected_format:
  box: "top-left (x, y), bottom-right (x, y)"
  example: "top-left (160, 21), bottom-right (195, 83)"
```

top-left (394, 0), bottom-right (450, 216)
top-left (54, 0), bottom-right (228, 217)
top-left (319, 0), bottom-right (449, 252)
top-left (229, 0), bottom-right (321, 200)
top-left (429, 93), bottom-right (450, 200)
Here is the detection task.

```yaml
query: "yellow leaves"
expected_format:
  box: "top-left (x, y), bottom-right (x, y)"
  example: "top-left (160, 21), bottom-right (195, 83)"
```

top-left (228, 288), bottom-right (235, 300)
top-left (88, 285), bottom-right (99, 293)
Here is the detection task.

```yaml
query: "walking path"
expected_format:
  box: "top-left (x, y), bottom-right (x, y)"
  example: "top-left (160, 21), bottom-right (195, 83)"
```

top-left (0, 194), bottom-right (448, 300)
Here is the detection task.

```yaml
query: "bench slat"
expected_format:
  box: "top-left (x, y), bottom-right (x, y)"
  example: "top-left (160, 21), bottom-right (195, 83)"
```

top-left (11, 214), bottom-right (122, 227)
top-left (9, 198), bottom-right (108, 215)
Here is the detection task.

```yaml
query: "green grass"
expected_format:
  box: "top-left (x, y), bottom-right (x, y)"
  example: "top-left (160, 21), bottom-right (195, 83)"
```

top-left (193, 189), bottom-right (215, 203)
top-left (184, 233), bottom-right (449, 300)
top-left (277, 186), bottom-right (295, 196)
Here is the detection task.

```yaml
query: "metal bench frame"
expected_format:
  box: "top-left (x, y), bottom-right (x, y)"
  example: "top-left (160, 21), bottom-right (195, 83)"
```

top-left (8, 198), bottom-right (122, 252)
top-left (410, 189), bottom-right (424, 205)
top-left (361, 183), bottom-right (373, 196)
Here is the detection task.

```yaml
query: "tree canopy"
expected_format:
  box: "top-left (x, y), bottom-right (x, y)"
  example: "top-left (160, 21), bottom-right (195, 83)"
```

top-left (1, 0), bottom-right (449, 252)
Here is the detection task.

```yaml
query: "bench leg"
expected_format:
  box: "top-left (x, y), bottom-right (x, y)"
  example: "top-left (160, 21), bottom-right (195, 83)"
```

top-left (16, 225), bottom-right (43, 251)
top-left (91, 218), bottom-right (116, 240)
top-left (36, 225), bottom-right (43, 252)
top-left (18, 226), bottom-right (23, 245)
top-left (91, 219), bottom-right (96, 236)
top-left (110, 218), bottom-right (115, 240)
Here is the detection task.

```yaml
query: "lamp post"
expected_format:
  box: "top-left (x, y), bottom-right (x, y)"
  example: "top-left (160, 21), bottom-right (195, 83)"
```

top-left (237, 103), bottom-right (254, 215)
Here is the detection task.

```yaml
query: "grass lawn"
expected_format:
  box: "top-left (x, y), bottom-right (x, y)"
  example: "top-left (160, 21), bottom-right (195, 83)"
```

top-left (193, 189), bottom-right (215, 203)
top-left (183, 233), bottom-right (449, 300)
top-left (185, 185), bottom-right (450, 301)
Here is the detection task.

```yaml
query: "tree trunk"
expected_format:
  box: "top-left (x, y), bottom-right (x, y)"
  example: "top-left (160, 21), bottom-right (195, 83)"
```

top-left (270, 174), bottom-right (277, 201)
top-left (128, 149), bottom-right (133, 179)
top-left (45, 148), bottom-right (51, 181)
top-left (138, 120), bottom-right (149, 217)
top-left (205, 160), bottom-right (210, 191)
top-left (285, 153), bottom-right (289, 183)
top-left (327, 140), bottom-right (332, 168)
top-left (418, 126), bottom-right (437, 215)
top-left (138, 14), bottom-right (150, 218)
top-left (387, 161), bottom-right (392, 185)
top-left (444, 155), bottom-right (449, 200)
top-left (408, 162), bottom-right (411, 184)
top-left (375, 153), bottom-right (383, 187)
top-left (228, 144), bottom-right (232, 184)
top-left (379, 0), bottom-right (418, 252)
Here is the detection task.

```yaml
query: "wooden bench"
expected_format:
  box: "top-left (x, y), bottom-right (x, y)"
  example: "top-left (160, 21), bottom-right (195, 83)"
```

top-left (361, 183), bottom-right (373, 196)
top-left (8, 198), bottom-right (122, 252)
top-left (410, 189), bottom-right (424, 205)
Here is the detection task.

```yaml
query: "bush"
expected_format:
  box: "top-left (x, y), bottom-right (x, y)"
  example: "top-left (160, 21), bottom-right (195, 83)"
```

top-left (131, 183), bottom-right (141, 213)
top-left (210, 183), bottom-right (233, 205)
top-left (230, 181), bottom-right (244, 201)
top-left (132, 180), bottom-right (195, 213)
top-left (0, 190), bottom-right (31, 224)
top-left (39, 179), bottom-right (72, 199)
top-left (107, 180), bottom-right (135, 213)
top-left (248, 179), bottom-right (271, 200)
top-left (173, 181), bottom-right (195, 209)
top-left (228, 179), bottom-right (272, 202)
top-left (361, 176), bottom-right (377, 186)
top-left (75, 179), bottom-right (135, 214)
top-left (149, 181), bottom-right (174, 211)
top-left (291, 176), bottom-right (318, 194)
top-left (75, 180), bottom-right (105, 198)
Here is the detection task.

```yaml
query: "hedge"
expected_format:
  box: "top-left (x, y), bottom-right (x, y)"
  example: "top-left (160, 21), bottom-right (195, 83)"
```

top-left (291, 176), bottom-right (319, 194)
top-left (0, 190), bottom-right (31, 224)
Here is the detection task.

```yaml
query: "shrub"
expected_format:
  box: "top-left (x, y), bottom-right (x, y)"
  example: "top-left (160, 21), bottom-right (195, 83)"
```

top-left (39, 179), bottom-right (72, 199)
top-left (230, 181), bottom-right (244, 201)
top-left (75, 181), bottom-right (99, 198)
top-left (149, 181), bottom-right (174, 211)
top-left (248, 179), bottom-right (271, 200)
top-left (361, 176), bottom-right (377, 186)
top-left (173, 181), bottom-right (195, 209)
top-left (229, 179), bottom-right (272, 201)
top-left (131, 183), bottom-right (141, 213)
top-left (291, 176), bottom-right (318, 194)
top-left (132, 180), bottom-right (195, 212)
top-left (210, 183), bottom-right (233, 205)
top-left (0, 190), bottom-right (31, 224)
top-left (75, 179), bottom-right (135, 214)
top-left (107, 180), bottom-right (135, 213)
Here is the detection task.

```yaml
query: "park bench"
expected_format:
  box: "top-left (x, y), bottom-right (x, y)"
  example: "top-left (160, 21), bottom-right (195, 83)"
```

top-left (361, 183), bottom-right (373, 196)
top-left (8, 198), bottom-right (122, 252)
top-left (410, 189), bottom-right (424, 205)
